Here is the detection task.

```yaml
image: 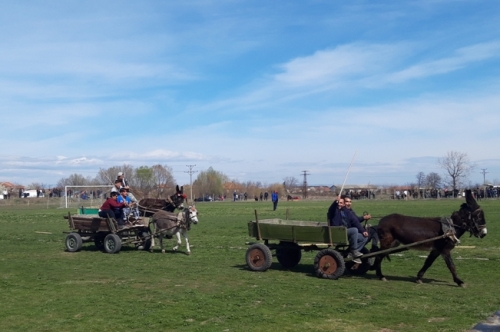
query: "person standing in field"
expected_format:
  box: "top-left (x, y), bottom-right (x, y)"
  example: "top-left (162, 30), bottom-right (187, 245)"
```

top-left (271, 190), bottom-right (279, 211)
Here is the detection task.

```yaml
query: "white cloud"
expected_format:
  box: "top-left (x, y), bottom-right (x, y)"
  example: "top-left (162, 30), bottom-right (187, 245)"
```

top-left (388, 41), bottom-right (500, 82)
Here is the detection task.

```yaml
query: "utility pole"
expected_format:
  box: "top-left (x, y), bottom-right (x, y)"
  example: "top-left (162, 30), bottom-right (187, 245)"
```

top-left (480, 168), bottom-right (488, 185)
top-left (185, 165), bottom-right (197, 202)
top-left (301, 170), bottom-right (310, 199)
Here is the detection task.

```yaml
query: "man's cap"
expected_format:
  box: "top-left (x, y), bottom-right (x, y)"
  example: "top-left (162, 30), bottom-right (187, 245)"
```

top-left (119, 188), bottom-right (127, 192)
top-left (117, 172), bottom-right (123, 176)
top-left (110, 192), bottom-right (118, 197)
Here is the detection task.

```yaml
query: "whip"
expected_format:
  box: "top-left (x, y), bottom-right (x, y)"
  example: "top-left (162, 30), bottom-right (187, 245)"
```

top-left (338, 150), bottom-right (357, 196)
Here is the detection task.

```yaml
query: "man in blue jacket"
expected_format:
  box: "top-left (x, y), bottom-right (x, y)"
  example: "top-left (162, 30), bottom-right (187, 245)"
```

top-left (271, 191), bottom-right (279, 210)
top-left (327, 195), bottom-right (368, 264)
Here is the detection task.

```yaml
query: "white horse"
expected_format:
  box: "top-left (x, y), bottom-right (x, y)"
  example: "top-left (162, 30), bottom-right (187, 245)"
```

top-left (150, 206), bottom-right (199, 254)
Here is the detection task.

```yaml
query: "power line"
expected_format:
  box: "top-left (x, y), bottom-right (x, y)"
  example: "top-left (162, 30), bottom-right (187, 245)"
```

top-left (301, 170), bottom-right (310, 198)
top-left (480, 168), bottom-right (488, 185)
top-left (185, 165), bottom-right (197, 202)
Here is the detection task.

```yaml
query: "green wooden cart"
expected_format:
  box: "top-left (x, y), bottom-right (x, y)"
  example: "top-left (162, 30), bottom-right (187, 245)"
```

top-left (246, 217), bottom-right (376, 279)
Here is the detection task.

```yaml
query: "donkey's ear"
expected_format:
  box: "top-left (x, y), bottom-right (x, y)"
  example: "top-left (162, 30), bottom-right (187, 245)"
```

top-left (180, 186), bottom-right (183, 193)
top-left (176, 185), bottom-right (180, 193)
top-left (465, 189), bottom-right (480, 210)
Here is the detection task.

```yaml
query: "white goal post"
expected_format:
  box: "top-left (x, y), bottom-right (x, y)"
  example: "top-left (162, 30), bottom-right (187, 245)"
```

top-left (63, 185), bottom-right (112, 209)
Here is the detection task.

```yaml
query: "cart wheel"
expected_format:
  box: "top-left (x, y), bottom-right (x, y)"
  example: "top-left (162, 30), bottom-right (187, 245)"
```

top-left (137, 231), bottom-right (152, 251)
top-left (314, 249), bottom-right (345, 280)
top-left (94, 233), bottom-right (105, 251)
top-left (344, 247), bottom-right (373, 275)
top-left (276, 242), bottom-right (302, 269)
top-left (104, 234), bottom-right (122, 254)
top-left (65, 233), bottom-right (83, 252)
top-left (246, 243), bottom-right (272, 272)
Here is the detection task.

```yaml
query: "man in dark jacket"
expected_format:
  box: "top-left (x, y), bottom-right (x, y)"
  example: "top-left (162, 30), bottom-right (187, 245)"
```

top-left (344, 196), bottom-right (371, 248)
top-left (327, 195), bottom-right (367, 263)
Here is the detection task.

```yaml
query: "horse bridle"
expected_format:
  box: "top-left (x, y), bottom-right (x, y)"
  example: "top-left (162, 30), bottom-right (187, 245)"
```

top-left (449, 207), bottom-right (485, 237)
top-left (180, 207), bottom-right (198, 231)
top-left (466, 208), bottom-right (486, 237)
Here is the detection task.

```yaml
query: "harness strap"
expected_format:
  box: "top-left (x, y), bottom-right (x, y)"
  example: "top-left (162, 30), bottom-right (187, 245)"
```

top-left (441, 217), bottom-right (460, 244)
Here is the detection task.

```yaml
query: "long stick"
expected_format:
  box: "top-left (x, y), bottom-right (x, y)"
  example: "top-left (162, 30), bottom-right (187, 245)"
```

top-left (338, 150), bottom-right (357, 196)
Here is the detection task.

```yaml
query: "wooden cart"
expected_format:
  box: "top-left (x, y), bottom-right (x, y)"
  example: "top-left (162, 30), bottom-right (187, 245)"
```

top-left (63, 212), bottom-right (152, 254)
top-left (246, 217), bottom-right (450, 280)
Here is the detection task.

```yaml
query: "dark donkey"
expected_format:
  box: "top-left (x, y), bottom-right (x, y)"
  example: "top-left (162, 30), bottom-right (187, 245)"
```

top-left (138, 185), bottom-right (186, 217)
top-left (374, 189), bottom-right (487, 287)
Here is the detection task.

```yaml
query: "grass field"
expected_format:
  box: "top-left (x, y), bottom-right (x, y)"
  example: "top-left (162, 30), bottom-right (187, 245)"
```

top-left (1, 198), bottom-right (499, 332)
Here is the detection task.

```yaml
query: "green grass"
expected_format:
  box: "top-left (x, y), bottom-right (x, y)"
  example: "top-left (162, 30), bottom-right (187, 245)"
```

top-left (1, 198), bottom-right (499, 331)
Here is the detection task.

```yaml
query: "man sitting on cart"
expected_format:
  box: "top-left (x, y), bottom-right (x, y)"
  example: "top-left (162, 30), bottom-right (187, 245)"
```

top-left (98, 191), bottom-right (129, 229)
top-left (327, 195), bottom-right (368, 264)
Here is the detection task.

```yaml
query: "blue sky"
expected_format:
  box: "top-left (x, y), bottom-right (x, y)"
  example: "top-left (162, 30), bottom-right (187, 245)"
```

top-left (1, 0), bottom-right (500, 188)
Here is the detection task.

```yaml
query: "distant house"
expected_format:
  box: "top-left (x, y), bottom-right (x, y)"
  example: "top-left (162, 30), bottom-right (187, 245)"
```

top-left (330, 184), bottom-right (378, 194)
top-left (307, 186), bottom-right (331, 193)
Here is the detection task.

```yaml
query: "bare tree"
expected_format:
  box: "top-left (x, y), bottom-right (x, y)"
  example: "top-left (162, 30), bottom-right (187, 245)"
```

top-left (283, 176), bottom-right (299, 194)
top-left (425, 172), bottom-right (442, 190)
top-left (57, 174), bottom-right (89, 187)
top-left (151, 164), bottom-right (176, 198)
top-left (439, 151), bottom-right (474, 195)
top-left (416, 172), bottom-right (425, 188)
top-left (96, 164), bottom-right (135, 185)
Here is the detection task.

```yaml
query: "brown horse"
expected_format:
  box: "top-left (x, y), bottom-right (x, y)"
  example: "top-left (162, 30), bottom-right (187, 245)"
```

top-left (138, 185), bottom-right (186, 217)
top-left (373, 189), bottom-right (487, 287)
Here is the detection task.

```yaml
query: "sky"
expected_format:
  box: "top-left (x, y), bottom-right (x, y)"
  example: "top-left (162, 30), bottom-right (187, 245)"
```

top-left (1, 0), bottom-right (500, 189)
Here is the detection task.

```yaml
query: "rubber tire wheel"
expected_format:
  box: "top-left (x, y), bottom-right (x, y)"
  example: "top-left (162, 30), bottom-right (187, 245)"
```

top-left (246, 243), bottom-right (273, 272)
top-left (94, 233), bottom-right (105, 250)
top-left (314, 248), bottom-right (345, 280)
top-left (344, 247), bottom-right (373, 275)
top-left (137, 231), bottom-right (152, 251)
top-left (276, 242), bottom-right (302, 269)
top-left (104, 234), bottom-right (122, 254)
top-left (65, 233), bottom-right (83, 252)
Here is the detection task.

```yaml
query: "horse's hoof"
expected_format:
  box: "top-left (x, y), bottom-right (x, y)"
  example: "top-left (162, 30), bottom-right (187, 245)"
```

top-left (459, 283), bottom-right (467, 288)
top-left (161, 249), bottom-right (165, 253)
top-left (187, 251), bottom-right (191, 255)
top-left (416, 279), bottom-right (423, 284)
top-left (381, 277), bottom-right (387, 282)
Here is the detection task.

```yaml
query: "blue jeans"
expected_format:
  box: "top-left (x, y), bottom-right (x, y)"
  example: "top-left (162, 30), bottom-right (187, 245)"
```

top-left (347, 227), bottom-right (368, 252)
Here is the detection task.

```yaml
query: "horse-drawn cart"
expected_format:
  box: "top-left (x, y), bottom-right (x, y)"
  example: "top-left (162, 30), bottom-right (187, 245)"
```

top-left (246, 218), bottom-right (370, 279)
top-left (246, 217), bottom-right (454, 280)
top-left (63, 212), bottom-right (152, 254)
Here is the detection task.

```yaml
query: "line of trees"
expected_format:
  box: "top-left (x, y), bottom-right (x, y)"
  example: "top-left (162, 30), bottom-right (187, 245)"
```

top-left (52, 164), bottom-right (285, 200)
top-left (21, 150), bottom-right (492, 200)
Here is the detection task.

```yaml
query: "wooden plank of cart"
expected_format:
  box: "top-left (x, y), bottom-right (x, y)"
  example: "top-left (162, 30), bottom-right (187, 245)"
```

top-left (63, 209), bottom-right (152, 254)
top-left (246, 211), bottom-right (453, 280)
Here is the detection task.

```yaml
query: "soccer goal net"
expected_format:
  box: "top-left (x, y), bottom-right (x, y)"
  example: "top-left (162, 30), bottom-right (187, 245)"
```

top-left (60, 185), bottom-right (113, 210)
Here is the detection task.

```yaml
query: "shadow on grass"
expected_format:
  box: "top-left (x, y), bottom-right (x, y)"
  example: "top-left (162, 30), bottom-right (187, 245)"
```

top-left (71, 245), bottom-right (183, 254)
top-left (234, 262), bottom-right (456, 286)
